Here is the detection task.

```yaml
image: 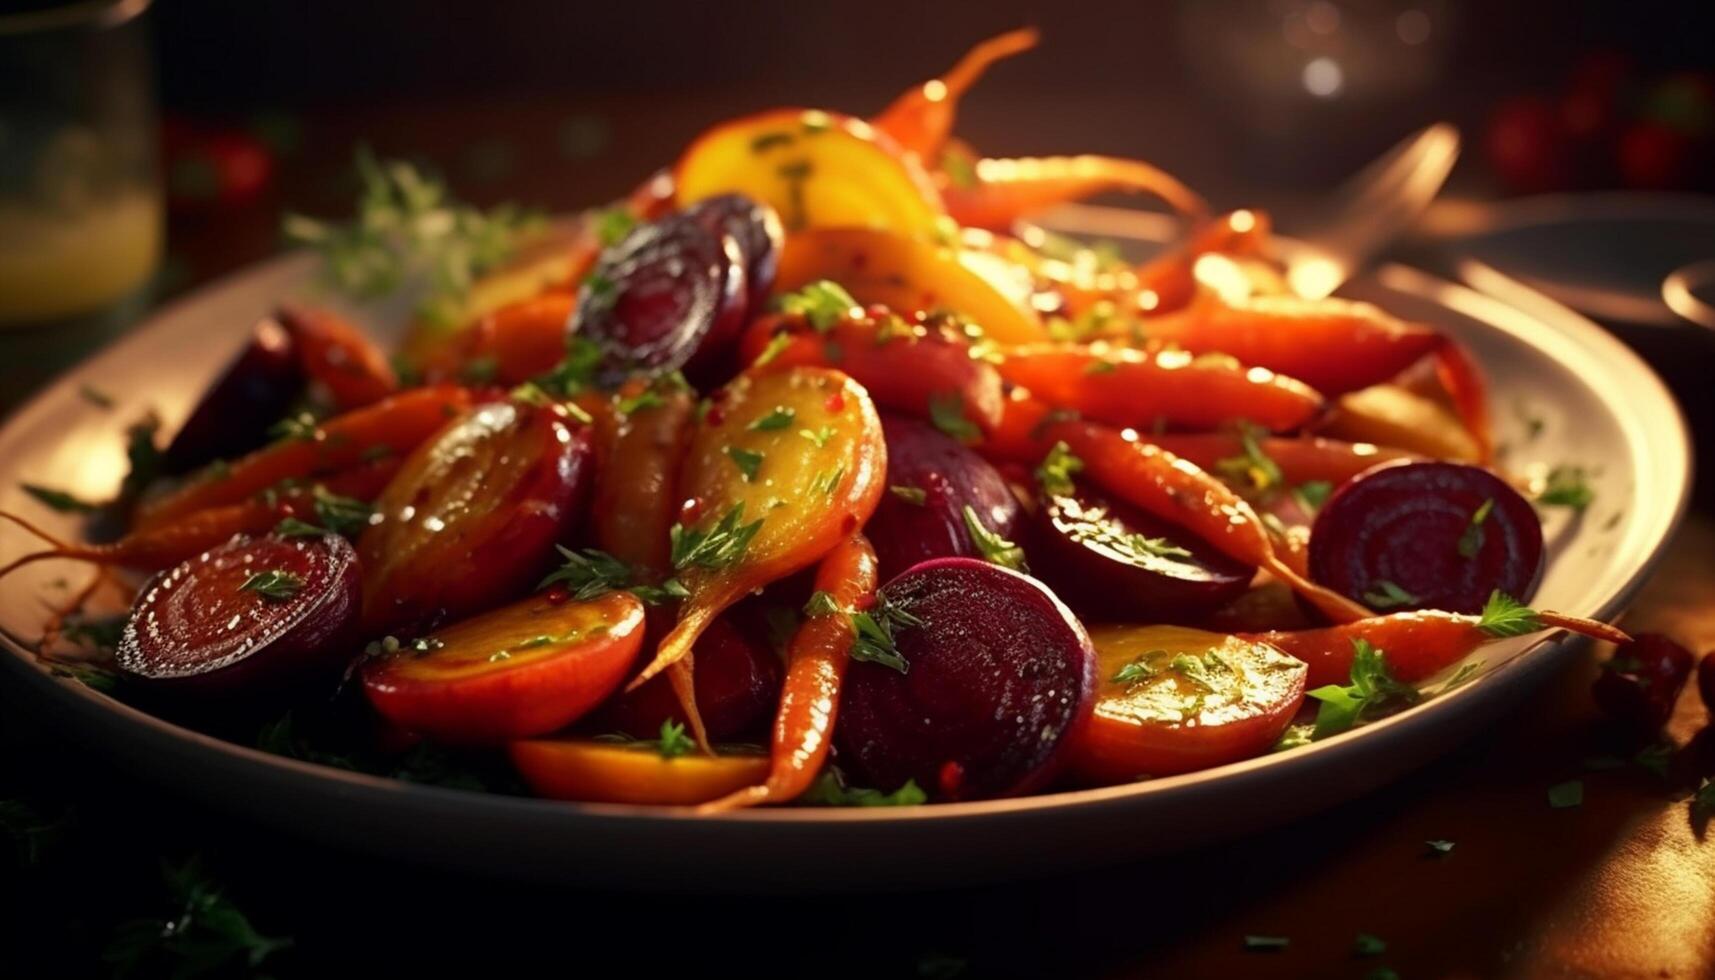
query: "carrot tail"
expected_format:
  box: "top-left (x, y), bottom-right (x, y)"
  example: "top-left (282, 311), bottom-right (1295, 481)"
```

top-left (626, 589), bottom-right (729, 691)
top-left (1265, 555), bottom-right (1370, 624)
top-left (0, 510), bottom-right (79, 551)
top-left (667, 657), bottom-right (713, 756)
top-left (1539, 611), bottom-right (1631, 645)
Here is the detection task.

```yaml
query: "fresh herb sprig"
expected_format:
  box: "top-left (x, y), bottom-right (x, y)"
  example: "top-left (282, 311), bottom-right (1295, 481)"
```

top-left (1305, 638), bottom-right (1419, 739)
top-left (671, 504), bottom-right (764, 572)
top-left (962, 505), bottom-right (1026, 571)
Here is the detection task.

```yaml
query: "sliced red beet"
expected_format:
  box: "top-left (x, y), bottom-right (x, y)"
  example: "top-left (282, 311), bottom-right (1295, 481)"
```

top-left (1309, 461), bottom-right (1544, 615)
top-left (1029, 485), bottom-right (1255, 621)
top-left (836, 558), bottom-right (1098, 801)
top-left (163, 316), bottom-right (306, 474)
top-left (597, 614), bottom-right (782, 740)
top-left (864, 414), bottom-right (1022, 580)
top-left (572, 213), bottom-right (745, 385)
top-left (117, 532), bottom-right (360, 694)
top-left (683, 194), bottom-right (782, 315)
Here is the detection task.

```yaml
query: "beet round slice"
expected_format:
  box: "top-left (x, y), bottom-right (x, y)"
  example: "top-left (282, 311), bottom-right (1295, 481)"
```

top-left (1030, 485), bottom-right (1254, 621)
top-left (162, 316), bottom-right (305, 474)
top-left (117, 532), bottom-right (360, 694)
top-left (836, 558), bottom-right (1098, 801)
top-left (865, 414), bottom-right (1022, 580)
top-left (684, 193), bottom-right (782, 314)
top-left (573, 213), bottom-right (745, 385)
top-left (1309, 461), bottom-right (1544, 615)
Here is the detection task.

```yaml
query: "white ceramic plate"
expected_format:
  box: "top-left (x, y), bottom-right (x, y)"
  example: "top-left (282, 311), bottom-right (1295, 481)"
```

top-left (0, 216), bottom-right (1690, 891)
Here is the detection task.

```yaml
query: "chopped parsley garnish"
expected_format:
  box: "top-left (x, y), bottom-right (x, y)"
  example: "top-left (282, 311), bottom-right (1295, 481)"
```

top-left (539, 546), bottom-right (634, 598)
top-left (60, 613), bottom-right (127, 653)
top-left (594, 205), bottom-right (637, 247)
top-left (1213, 423), bottom-right (1282, 493)
top-left (274, 517), bottom-right (326, 538)
top-left (460, 355), bottom-right (498, 385)
top-left (1361, 580), bottom-right (1418, 610)
top-left (928, 392), bottom-right (981, 443)
top-left (803, 590), bottom-right (842, 618)
top-left (1082, 358), bottom-right (1118, 374)
top-left (119, 412), bottom-right (164, 501)
top-left (1242, 935), bottom-right (1289, 952)
top-left (962, 505), bottom-right (1026, 571)
top-left (1456, 498), bottom-right (1494, 559)
top-left (616, 390), bottom-right (664, 416)
top-left (749, 406), bottom-right (796, 431)
top-left (1538, 465), bottom-right (1594, 510)
top-left (1475, 590), bottom-right (1543, 638)
top-left (776, 279), bottom-right (858, 331)
top-left (1167, 653), bottom-right (1217, 692)
top-left (890, 484), bottom-right (927, 506)
top-left (725, 446), bottom-right (764, 482)
top-left (269, 412), bottom-right (321, 443)
top-left (630, 578), bottom-right (690, 605)
top-left (1633, 742), bottom-right (1673, 779)
top-left (102, 855), bottom-right (292, 977)
top-left (656, 720), bottom-right (695, 759)
top-left (1035, 440), bottom-right (1084, 497)
top-left (1306, 638), bottom-right (1419, 739)
top-left (1111, 654), bottom-right (1166, 685)
top-left (534, 335), bottom-right (604, 397)
top-left (1292, 480), bottom-right (1333, 513)
top-left (811, 466), bottom-right (845, 497)
top-left (798, 425), bottom-right (835, 448)
top-left (20, 483), bottom-right (99, 514)
top-left (1692, 778), bottom-right (1715, 822)
top-left (798, 770), bottom-right (926, 806)
top-left (671, 504), bottom-right (763, 572)
top-left (311, 486), bottom-right (374, 536)
top-left (1547, 779), bottom-right (1584, 809)
top-left (848, 595), bottom-right (923, 674)
top-left (1354, 933), bottom-right (1387, 957)
top-left (753, 332), bottom-right (793, 367)
top-left (1425, 839), bottom-right (1455, 855)
top-left (283, 149), bottom-right (542, 325)
top-left (239, 570), bottom-right (304, 602)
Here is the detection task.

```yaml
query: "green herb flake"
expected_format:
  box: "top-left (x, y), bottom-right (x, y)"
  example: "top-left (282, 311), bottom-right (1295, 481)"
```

top-left (274, 517), bottom-right (326, 539)
top-left (798, 769), bottom-right (926, 806)
top-left (1362, 579), bottom-right (1419, 610)
top-left (1082, 358), bottom-right (1118, 375)
top-left (671, 504), bottom-right (764, 572)
top-left (239, 570), bottom-right (304, 602)
top-left (1035, 440), bottom-right (1085, 497)
top-left (1476, 590), bottom-right (1544, 638)
top-left (1547, 779), bottom-right (1584, 809)
top-left (798, 425), bottom-right (836, 448)
top-left (753, 332), bottom-right (794, 367)
top-left (890, 484), bottom-right (927, 506)
top-left (78, 384), bottom-right (115, 409)
top-left (1292, 480), bottom-right (1333, 513)
top-left (1213, 423), bottom-right (1282, 493)
top-left (631, 577), bottom-right (691, 606)
top-left (20, 483), bottom-right (99, 514)
top-left (656, 720), bottom-right (695, 760)
top-left (312, 486), bottom-right (375, 536)
top-left (849, 595), bottom-right (923, 674)
top-left (803, 590), bottom-right (842, 618)
top-left (460, 355), bottom-right (499, 385)
top-left (539, 546), bottom-right (634, 599)
top-left (594, 205), bottom-right (637, 247)
top-left (962, 505), bottom-right (1026, 571)
top-left (749, 406), bottom-right (796, 431)
top-left (725, 446), bottom-right (765, 482)
top-left (102, 855), bottom-right (292, 977)
top-left (1539, 465), bottom-right (1594, 510)
top-left (928, 392), bottom-right (981, 443)
top-left (1633, 742), bottom-right (1673, 779)
top-left (1456, 498), bottom-right (1495, 559)
top-left (1425, 838), bottom-right (1455, 855)
top-left (1354, 933), bottom-right (1387, 957)
top-left (1111, 656), bottom-right (1162, 685)
top-left (776, 279), bottom-right (858, 332)
top-left (1692, 778), bottom-right (1715, 822)
top-left (1242, 935), bottom-right (1289, 952)
top-left (1306, 638), bottom-right (1419, 739)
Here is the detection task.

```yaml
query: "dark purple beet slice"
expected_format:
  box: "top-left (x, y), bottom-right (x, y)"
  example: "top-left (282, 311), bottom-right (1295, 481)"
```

top-left (162, 316), bottom-right (305, 474)
top-left (1308, 461), bottom-right (1544, 615)
top-left (572, 213), bottom-right (744, 385)
top-left (865, 414), bottom-right (1022, 580)
top-left (836, 558), bottom-right (1098, 801)
top-left (117, 532), bottom-right (361, 694)
top-left (1030, 485), bottom-right (1255, 621)
top-left (683, 193), bottom-right (782, 313)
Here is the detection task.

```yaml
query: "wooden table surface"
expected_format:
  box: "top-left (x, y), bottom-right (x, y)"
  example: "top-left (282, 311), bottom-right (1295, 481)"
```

top-left (3, 94), bottom-right (1713, 978)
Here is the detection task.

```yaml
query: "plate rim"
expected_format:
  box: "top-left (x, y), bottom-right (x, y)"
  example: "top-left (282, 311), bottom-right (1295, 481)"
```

top-left (0, 236), bottom-right (1691, 830)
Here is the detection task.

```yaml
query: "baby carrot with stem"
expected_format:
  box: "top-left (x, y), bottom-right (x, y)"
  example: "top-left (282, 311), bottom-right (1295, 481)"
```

top-left (872, 27), bottom-right (1041, 162)
top-left (700, 533), bottom-right (878, 811)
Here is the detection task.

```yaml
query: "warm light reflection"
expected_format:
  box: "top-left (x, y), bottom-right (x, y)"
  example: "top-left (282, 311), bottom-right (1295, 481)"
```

top-left (1191, 253), bottom-right (1254, 305)
top-left (1287, 255), bottom-right (1345, 300)
top-left (1302, 56), bottom-right (1344, 98)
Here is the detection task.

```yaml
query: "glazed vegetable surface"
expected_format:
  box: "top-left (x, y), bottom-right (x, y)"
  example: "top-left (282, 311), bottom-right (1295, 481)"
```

top-left (3, 30), bottom-right (1631, 811)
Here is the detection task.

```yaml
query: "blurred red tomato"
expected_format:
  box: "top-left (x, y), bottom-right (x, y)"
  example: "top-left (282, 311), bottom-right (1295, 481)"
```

top-left (1618, 120), bottom-right (1696, 189)
top-left (1486, 96), bottom-right (1572, 194)
top-left (164, 119), bottom-right (276, 211)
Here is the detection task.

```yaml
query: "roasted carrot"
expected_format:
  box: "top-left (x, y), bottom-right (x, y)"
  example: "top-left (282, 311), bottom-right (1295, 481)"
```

top-left (738, 310), bottom-right (1005, 435)
top-left (1144, 433), bottom-right (1417, 486)
top-left (1132, 209), bottom-right (1274, 314)
top-left (997, 343), bottom-right (1324, 433)
top-left (1432, 337), bottom-right (1494, 464)
top-left (133, 385), bottom-right (472, 533)
top-left (1048, 420), bottom-right (1369, 623)
top-left (943, 155), bottom-right (1209, 231)
top-left (872, 27), bottom-right (1040, 162)
top-left (701, 533), bottom-right (879, 811)
top-left (277, 304), bottom-right (398, 410)
top-left (1247, 607), bottom-right (1631, 688)
top-left (450, 293), bottom-right (577, 386)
